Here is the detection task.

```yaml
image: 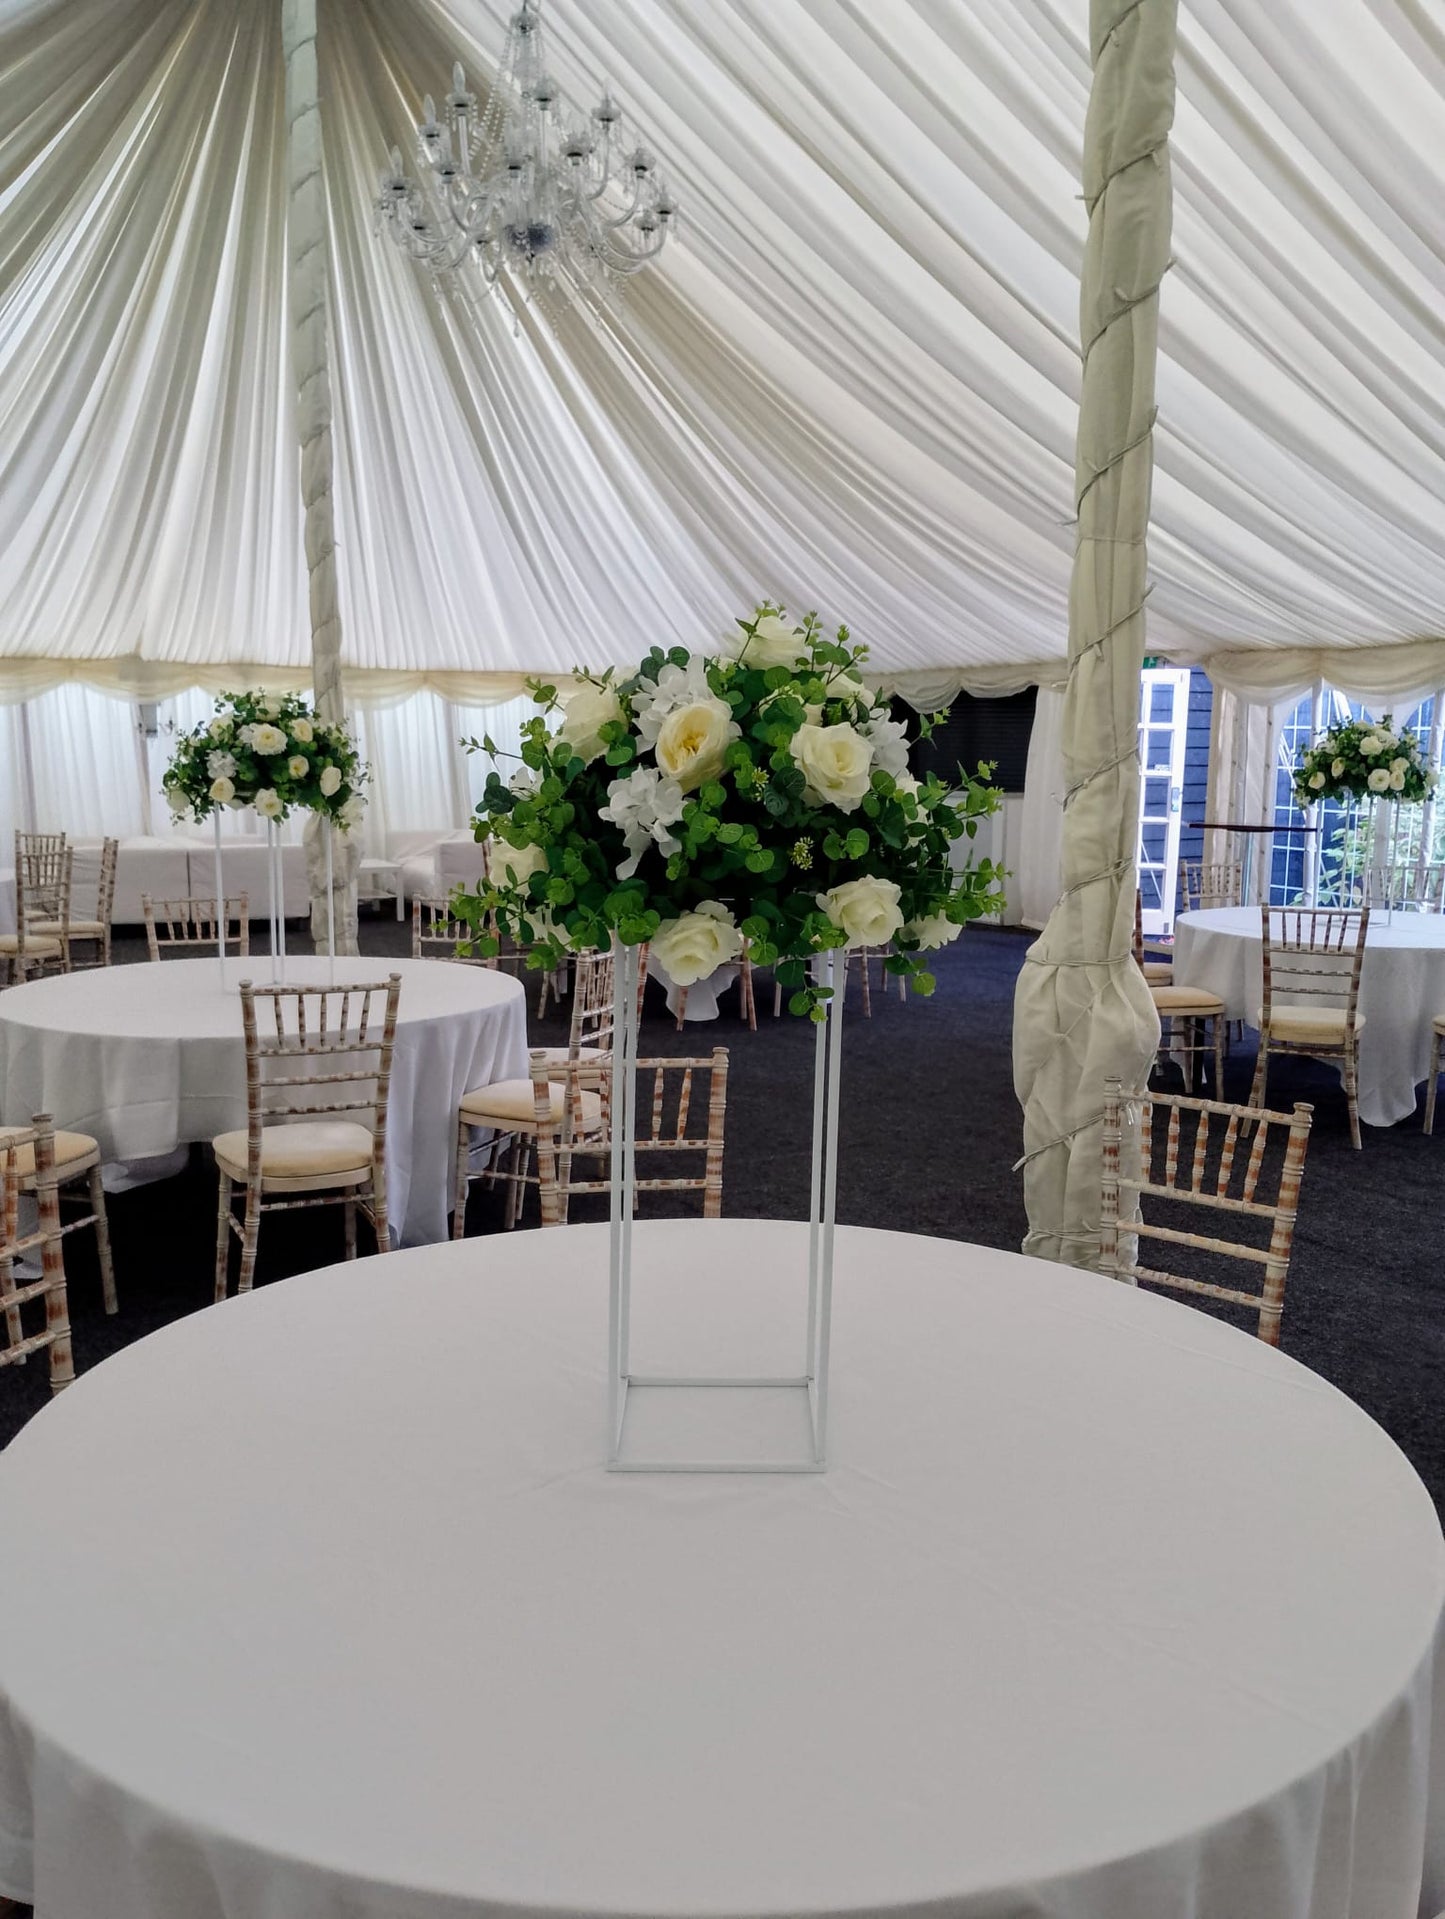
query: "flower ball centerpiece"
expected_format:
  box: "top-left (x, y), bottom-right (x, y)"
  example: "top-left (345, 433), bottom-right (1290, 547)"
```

top-left (1292, 714), bottom-right (1435, 809)
top-left (162, 690), bottom-right (367, 829)
top-left (458, 608), bottom-right (1005, 1011)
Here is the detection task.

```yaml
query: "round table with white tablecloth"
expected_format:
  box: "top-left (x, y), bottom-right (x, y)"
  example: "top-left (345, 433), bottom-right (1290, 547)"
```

top-left (0, 1218), bottom-right (1439, 1919)
top-left (1174, 905), bottom-right (1445, 1127)
top-left (0, 956), bottom-right (526, 1244)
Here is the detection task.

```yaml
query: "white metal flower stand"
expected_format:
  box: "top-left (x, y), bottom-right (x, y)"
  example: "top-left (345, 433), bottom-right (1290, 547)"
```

top-left (213, 814), bottom-right (337, 985)
top-left (605, 942), bottom-right (840, 1473)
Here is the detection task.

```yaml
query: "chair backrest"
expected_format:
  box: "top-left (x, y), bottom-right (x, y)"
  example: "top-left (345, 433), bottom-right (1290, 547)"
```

top-left (1099, 1075), bottom-right (1313, 1345)
top-left (532, 1047), bottom-right (728, 1226)
top-left (564, 944), bottom-right (650, 1051)
top-left (1365, 861), bottom-right (1445, 912)
top-left (0, 1115), bottom-right (74, 1391)
top-left (14, 839), bottom-right (72, 957)
top-left (412, 896), bottom-right (488, 964)
top-left (1179, 859), bottom-right (1243, 913)
top-left (1415, 862), bottom-right (1445, 912)
top-left (238, 975), bottom-right (402, 1176)
top-left (1260, 906), bottom-right (1367, 1022)
top-left (92, 836), bottom-right (119, 923)
top-left (144, 895), bottom-right (250, 960)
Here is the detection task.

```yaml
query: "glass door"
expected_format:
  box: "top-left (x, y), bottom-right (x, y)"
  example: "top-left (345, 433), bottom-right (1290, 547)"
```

top-left (1137, 668), bottom-right (1191, 933)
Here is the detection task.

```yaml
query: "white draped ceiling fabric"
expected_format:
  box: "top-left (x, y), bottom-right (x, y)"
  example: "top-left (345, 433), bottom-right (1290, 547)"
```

top-left (2, 0), bottom-right (1445, 704)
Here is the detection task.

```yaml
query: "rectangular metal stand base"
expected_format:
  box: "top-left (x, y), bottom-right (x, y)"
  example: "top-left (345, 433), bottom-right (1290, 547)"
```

top-left (610, 1376), bottom-right (824, 1474)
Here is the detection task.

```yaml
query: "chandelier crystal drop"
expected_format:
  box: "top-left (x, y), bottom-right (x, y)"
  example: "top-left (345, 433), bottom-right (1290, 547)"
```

top-left (375, 0), bottom-right (676, 319)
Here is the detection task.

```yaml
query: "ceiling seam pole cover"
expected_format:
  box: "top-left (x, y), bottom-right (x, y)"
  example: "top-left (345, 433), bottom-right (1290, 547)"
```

top-left (1013, 0), bottom-right (1174, 1266)
top-left (284, 0), bottom-right (360, 951)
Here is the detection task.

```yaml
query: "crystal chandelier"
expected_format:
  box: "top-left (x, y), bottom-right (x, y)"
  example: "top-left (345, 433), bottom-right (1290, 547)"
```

top-left (375, 0), bottom-right (676, 319)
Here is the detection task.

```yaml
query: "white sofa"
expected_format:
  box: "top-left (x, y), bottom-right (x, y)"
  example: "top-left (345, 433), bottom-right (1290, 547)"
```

top-left (393, 830), bottom-right (487, 905)
top-left (71, 836), bottom-right (311, 925)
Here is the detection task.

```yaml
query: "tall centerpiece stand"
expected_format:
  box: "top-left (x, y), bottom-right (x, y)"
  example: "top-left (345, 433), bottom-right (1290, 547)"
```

top-left (1293, 711), bottom-right (1434, 918)
top-left (456, 605), bottom-right (1005, 1474)
top-left (161, 690), bottom-right (367, 991)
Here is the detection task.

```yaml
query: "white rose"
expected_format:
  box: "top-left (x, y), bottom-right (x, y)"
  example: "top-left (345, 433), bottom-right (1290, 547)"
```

top-left (290, 717), bottom-right (314, 744)
top-left (1367, 766), bottom-right (1392, 793)
top-left (254, 787), bottom-right (283, 819)
top-left (166, 787), bottom-right (190, 817)
top-left (1389, 768), bottom-right (1407, 792)
top-left (790, 721), bottom-right (875, 811)
top-left (725, 612), bottom-right (808, 670)
top-left (250, 722), bottom-right (288, 756)
top-left (208, 717), bottom-right (230, 741)
top-left (650, 902), bottom-right (743, 986)
top-left (1359, 735), bottom-right (1384, 757)
top-left (318, 765), bottom-right (342, 797)
top-left (259, 699), bottom-right (281, 720)
top-left (1309, 770), bottom-right (1326, 790)
top-left (1332, 759), bottom-right (1346, 778)
top-left (492, 840), bottom-right (547, 889)
top-left (817, 876), bottom-right (904, 949)
top-left (654, 697), bottom-right (739, 792)
top-left (208, 775), bottom-right (236, 805)
top-left (908, 910), bottom-right (963, 951)
top-left (1391, 757), bottom-right (1410, 775)
top-left (287, 754), bottom-right (309, 779)
top-left (822, 673), bottom-right (870, 709)
top-left (555, 676), bottom-right (625, 765)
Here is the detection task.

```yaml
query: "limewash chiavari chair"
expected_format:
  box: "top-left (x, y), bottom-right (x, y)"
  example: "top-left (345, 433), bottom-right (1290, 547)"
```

top-left (452, 945), bottom-right (651, 1232)
top-left (1178, 859), bottom-right (1243, 914)
top-left (532, 1047), bottom-right (729, 1227)
top-left (1134, 890), bottom-right (1226, 1093)
top-left (415, 896), bottom-right (564, 1015)
top-left (213, 976), bottom-right (401, 1299)
top-left (0, 838), bottom-right (72, 983)
top-left (32, 837), bottom-right (118, 968)
top-left (1251, 906), bottom-right (1368, 1150)
top-left (143, 894), bottom-right (250, 960)
top-left (1132, 889), bottom-right (1173, 986)
top-left (673, 950), bottom-right (757, 1031)
top-left (1414, 862), bottom-right (1445, 912)
top-left (0, 1111), bottom-right (116, 1316)
top-left (0, 1117), bottom-right (74, 1394)
top-left (1423, 1016), bottom-right (1445, 1135)
top-left (1100, 1076), bottom-right (1313, 1347)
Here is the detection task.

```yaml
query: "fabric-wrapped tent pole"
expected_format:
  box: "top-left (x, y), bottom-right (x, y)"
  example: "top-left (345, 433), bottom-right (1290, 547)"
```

top-left (1012, 0), bottom-right (1176, 1265)
top-left (283, 0), bottom-right (359, 953)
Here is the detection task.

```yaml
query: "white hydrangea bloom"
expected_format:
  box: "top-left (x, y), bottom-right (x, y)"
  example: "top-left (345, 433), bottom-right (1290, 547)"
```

top-left (632, 657), bottom-right (720, 747)
top-left (860, 709), bottom-right (911, 780)
top-left (599, 766), bottom-right (687, 878)
top-left (207, 750), bottom-right (237, 780)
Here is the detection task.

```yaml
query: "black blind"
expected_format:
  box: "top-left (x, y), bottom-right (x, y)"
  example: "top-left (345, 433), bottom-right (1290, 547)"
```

top-left (893, 688), bottom-right (1036, 794)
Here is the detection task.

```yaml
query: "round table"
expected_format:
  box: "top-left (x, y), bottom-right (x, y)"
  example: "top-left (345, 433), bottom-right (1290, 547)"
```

top-left (1174, 905), bottom-right (1445, 1127)
top-left (0, 1219), bottom-right (1439, 1919)
top-left (0, 956), bottom-right (527, 1245)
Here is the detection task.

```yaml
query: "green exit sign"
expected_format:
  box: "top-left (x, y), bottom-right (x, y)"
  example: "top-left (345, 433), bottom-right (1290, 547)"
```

top-left (1142, 654), bottom-right (1162, 668)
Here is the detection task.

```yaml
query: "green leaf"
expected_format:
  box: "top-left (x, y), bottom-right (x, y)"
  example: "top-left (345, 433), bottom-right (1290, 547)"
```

top-left (845, 827), bottom-right (869, 859)
top-left (744, 848), bottom-right (773, 873)
top-left (699, 781), bottom-right (727, 810)
top-left (789, 990), bottom-right (812, 1017)
top-left (604, 739), bottom-right (635, 766)
top-left (913, 971), bottom-right (937, 997)
top-left (715, 821), bottom-right (744, 845)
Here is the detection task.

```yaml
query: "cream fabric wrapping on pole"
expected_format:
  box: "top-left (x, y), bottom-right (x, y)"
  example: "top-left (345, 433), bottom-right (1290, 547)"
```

top-left (1013, 0), bottom-right (1176, 1267)
top-left (283, 0), bottom-right (359, 952)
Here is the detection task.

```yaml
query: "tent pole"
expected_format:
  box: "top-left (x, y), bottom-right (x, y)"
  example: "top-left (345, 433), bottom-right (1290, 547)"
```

top-left (283, 0), bottom-right (359, 955)
top-left (1012, 0), bottom-right (1177, 1267)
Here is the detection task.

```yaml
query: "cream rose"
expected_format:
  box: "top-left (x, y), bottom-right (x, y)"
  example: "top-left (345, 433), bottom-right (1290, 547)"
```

top-left (1309, 770), bottom-right (1326, 790)
top-left (1389, 768), bottom-right (1407, 792)
top-left (1360, 735), bottom-right (1384, 757)
top-left (250, 722), bottom-right (288, 757)
top-left (207, 717), bottom-right (230, 741)
top-left (208, 775), bottom-right (236, 806)
top-left (1391, 756), bottom-right (1411, 775)
top-left (908, 910), bottom-right (963, 951)
top-left (556, 676), bottom-right (624, 765)
top-left (1367, 766), bottom-right (1392, 793)
top-left (790, 721), bottom-right (875, 811)
top-left (287, 754), bottom-right (309, 779)
top-left (654, 698), bottom-right (738, 792)
top-left (254, 787), bottom-right (283, 819)
top-left (290, 717), bottom-right (314, 744)
top-left (727, 612), bottom-right (808, 670)
top-left (650, 902), bottom-right (742, 986)
top-left (817, 876), bottom-right (904, 949)
top-left (166, 787), bottom-right (191, 817)
top-left (1332, 758), bottom-right (1346, 778)
top-left (318, 765), bottom-right (342, 797)
top-left (493, 839), bottom-right (547, 889)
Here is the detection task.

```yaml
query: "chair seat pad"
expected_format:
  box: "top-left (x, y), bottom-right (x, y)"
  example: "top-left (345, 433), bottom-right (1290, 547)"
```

top-left (1152, 984), bottom-right (1225, 1013)
top-left (459, 1078), bottom-right (603, 1129)
top-left (1259, 1005), bottom-right (1364, 1043)
top-left (1433, 1013), bottom-right (1445, 1037)
top-left (1142, 962), bottom-right (1174, 985)
top-left (0, 933), bottom-right (61, 959)
top-left (31, 918), bottom-right (105, 938)
top-left (535, 1045), bottom-right (607, 1064)
top-left (212, 1120), bottom-right (375, 1181)
top-left (0, 1127), bottom-right (99, 1177)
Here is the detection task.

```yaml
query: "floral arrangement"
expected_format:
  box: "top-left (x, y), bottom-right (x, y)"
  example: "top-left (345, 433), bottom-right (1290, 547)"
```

top-left (455, 607), bottom-right (1004, 1016)
top-left (1292, 713), bottom-right (1435, 809)
top-left (162, 691), bottom-right (367, 828)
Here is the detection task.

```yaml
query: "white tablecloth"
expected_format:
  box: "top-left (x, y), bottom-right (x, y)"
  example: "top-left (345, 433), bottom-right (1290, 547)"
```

top-left (0, 1218), bottom-right (1439, 1919)
top-left (1174, 906), bottom-right (1445, 1127)
top-left (0, 956), bottom-right (526, 1244)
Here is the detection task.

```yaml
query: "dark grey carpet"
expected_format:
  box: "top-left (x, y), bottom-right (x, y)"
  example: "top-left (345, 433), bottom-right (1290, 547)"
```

top-left (2, 918), bottom-right (1442, 1528)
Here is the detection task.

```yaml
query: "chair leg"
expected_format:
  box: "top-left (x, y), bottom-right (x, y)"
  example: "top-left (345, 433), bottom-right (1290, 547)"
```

top-left (87, 1164), bottom-right (117, 1314)
top-left (370, 1165), bottom-right (391, 1254)
top-left (1344, 1039), bottom-right (1362, 1151)
top-left (2, 1254), bottom-right (21, 1357)
top-left (1249, 1032), bottom-right (1269, 1110)
top-left (1212, 1014), bottom-right (1225, 1098)
top-left (772, 978), bottom-right (783, 1018)
top-left (674, 987), bottom-right (688, 1032)
top-left (344, 1197), bottom-right (357, 1260)
top-left (740, 958), bottom-right (756, 1031)
top-left (859, 951), bottom-right (872, 1018)
top-left (237, 1185), bottom-right (262, 1293)
top-left (1426, 1031), bottom-right (1442, 1135)
top-left (214, 1173), bottom-right (232, 1302)
top-left (453, 1116), bottom-right (471, 1240)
